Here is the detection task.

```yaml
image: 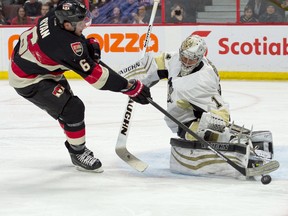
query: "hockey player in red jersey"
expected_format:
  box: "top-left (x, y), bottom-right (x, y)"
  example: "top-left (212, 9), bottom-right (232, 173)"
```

top-left (8, 0), bottom-right (151, 172)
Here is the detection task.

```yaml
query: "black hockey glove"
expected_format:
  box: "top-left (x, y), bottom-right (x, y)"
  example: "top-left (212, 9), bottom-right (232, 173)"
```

top-left (86, 37), bottom-right (101, 62)
top-left (122, 79), bottom-right (151, 105)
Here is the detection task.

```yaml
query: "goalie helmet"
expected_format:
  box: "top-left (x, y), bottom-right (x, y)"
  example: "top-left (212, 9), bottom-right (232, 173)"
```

top-left (55, 0), bottom-right (91, 27)
top-left (179, 35), bottom-right (207, 76)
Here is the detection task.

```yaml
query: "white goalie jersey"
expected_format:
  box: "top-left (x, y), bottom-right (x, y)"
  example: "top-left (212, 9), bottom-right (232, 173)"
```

top-left (135, 52), bottom-right (229, 134)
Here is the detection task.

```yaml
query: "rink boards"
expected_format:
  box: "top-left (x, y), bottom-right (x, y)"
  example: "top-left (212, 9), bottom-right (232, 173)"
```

top-left (1, 24), bottom-right (288, 80)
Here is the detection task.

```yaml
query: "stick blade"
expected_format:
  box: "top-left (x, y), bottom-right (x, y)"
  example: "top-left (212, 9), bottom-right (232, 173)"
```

top-left (246, 160), bottom-right (280, 177)
top-left (115, 146), bottom-right (148, 172)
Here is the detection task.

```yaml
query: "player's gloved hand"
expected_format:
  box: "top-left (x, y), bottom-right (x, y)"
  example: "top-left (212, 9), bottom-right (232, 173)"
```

top-left (122, 79), bottom-right (151, 104)
top-left (86, 37), bottom-right (101, 62)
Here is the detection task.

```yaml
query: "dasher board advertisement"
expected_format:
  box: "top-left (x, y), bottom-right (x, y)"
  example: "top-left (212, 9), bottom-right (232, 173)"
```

top-left (1, 25), bottom-right (288, 79)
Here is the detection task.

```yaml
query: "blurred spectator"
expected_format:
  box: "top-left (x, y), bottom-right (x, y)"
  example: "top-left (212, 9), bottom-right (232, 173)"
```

top-left (259, 3), bottom-right (284, 22)
top-left (0, 10), bottom-right (9, 24)
top-left (179, 0), bottom-right (196, 22)
top-left (240, 5), bottom-right (258, 22)
top-left (280, 0), bottom-right (288, 21)
top-left (246, 0), bottom-right (268, 19)
top-left (24, 0), bottom-right (42, 17)
top-left (106, 5), bottom-right (123, 24)
top-left (132, 3), bottom-right (149, 24)
top-left (166, 3), bottom-right (190, 23)
top-left (280, 0), bottom-right (288, 9)
top-left (92, 0), bottom-right (110, 8)
top-left (139, 0), bottom-right (152, 6)
top-left (90, 5), bottom-right (107, 23)
top-left (10, 6), bottom-right (32, 25)
top-left (34, 2), bottom-right (49, 24)
top-left (90, 5), bottom-right (100, 23)
top-left (120, 0), bottom-right (139, 23)
top-left (165, 0), bottom-right (196, 22)
top-left (268, 0), bottom-right (285, 18)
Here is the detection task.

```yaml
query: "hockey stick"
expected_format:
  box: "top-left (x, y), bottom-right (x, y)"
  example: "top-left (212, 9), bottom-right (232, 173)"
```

top-left (97, 62), bottom-right (150, 172)
top-left (115, 0), bottom-right (160, 172)
top-left (147, 97), bottom-right (280, 177)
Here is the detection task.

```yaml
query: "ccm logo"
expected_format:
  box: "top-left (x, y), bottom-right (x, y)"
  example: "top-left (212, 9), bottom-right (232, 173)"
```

top-left (86, 33), bottom-right (159, 53)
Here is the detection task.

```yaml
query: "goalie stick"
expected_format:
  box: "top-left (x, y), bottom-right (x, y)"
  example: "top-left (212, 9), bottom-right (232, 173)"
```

top-left (115, 0), bottom-right (160, 172)
top-left (147, 97), bottom-right (280, 177)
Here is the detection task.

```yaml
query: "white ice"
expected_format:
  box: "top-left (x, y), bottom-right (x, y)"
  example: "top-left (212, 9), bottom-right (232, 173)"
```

top-left (0, 80), bottom-right (287, 216)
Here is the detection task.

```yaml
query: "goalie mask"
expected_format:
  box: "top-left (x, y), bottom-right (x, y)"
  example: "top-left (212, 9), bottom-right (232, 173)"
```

top-left (55, 0), bottom-right (91, 28)
top-left (179, 35), bottom-right (207, 76)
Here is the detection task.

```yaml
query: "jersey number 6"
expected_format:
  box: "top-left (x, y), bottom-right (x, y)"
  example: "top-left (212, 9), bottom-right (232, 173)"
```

top-left (19, 26), bottom-right (38, 56)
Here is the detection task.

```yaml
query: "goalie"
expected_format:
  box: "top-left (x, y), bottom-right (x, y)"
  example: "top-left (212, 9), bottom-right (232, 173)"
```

top-left (119, 34), bottom-right (275, 179)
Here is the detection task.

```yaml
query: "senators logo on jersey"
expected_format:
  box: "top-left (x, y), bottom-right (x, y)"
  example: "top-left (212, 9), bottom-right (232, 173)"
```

top-left (71, 42), bottom-right (83, 56)
top-left (52, 84), bottom-right (65, 97)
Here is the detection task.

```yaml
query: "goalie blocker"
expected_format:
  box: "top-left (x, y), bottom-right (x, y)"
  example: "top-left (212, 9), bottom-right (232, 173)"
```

top-left (169, 130), bottom-right (274, 180)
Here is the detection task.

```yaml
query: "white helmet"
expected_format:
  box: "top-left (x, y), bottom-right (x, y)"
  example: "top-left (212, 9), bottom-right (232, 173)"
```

top-left (179, 35), bottom-right (207, 76)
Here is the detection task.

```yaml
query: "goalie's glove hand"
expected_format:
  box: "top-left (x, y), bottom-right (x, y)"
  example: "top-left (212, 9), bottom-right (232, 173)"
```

top-left (122, 79), bottom-right (151, 104)
top-left (86, 37), bottom-right (101, 62)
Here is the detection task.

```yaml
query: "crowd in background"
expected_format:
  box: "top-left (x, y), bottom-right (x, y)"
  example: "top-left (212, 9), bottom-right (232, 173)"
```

top-left (89, 0), bottom-right (157, 24)
top-left (0, 0), bottom-right (288, 25)
top-left (240, 0), bottom-right (288, 23)
top-left (0, 0), bottom-right (59, 24)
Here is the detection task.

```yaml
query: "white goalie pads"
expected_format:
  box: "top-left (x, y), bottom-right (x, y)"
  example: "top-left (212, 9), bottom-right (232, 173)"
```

top-left (170, 128), bottom-right (274, 180)
top-left (117, 53), bottom-right (159, 87)
top-left (170, 138), bottom-right (250, 179)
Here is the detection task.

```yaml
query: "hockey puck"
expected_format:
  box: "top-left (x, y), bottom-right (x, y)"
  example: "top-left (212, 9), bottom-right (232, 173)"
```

top-left (261, 175), bottom-right (272, 185)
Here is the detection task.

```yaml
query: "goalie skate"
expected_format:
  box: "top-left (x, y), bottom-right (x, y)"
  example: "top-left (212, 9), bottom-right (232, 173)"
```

top-left (244, 130), bottom-right (279, 177)
top-left (230, 129), bottom-right (279, 177)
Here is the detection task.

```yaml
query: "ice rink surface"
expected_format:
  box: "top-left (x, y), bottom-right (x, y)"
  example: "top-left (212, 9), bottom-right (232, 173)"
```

top-left (0, 80), bottom-right (287, 216)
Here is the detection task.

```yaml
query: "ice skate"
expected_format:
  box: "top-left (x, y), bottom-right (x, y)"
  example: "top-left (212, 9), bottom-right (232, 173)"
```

top-left (65, 141), bottom-right (103, 173)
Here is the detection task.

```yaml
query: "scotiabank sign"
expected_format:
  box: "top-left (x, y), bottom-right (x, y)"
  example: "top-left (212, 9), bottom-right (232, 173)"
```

top-left (1, 25), bottom-right (288, 72)
top-left (219, 37), bottom-right (288, 55)
top-left (190, 30), bottom-right (288, 56)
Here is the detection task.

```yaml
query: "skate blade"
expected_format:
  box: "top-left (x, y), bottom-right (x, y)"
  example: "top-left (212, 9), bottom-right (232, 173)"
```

top-left (75, 166), bottom-right (104, 173)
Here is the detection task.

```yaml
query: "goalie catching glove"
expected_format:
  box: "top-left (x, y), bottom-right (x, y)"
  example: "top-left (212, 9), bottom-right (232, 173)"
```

top-left (122, 79), bottom-right (151, 104)
top-left (185, 110), bottom-right (229, 141)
